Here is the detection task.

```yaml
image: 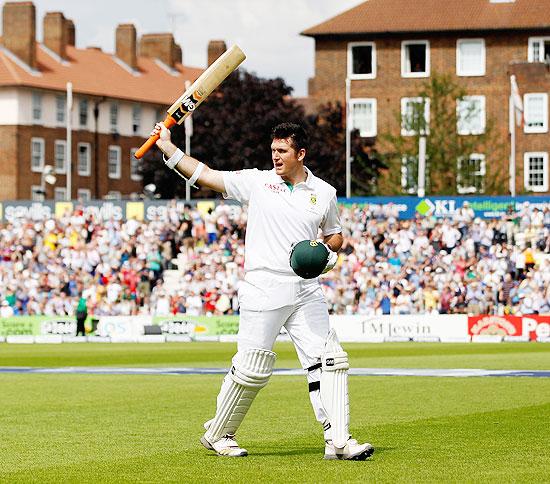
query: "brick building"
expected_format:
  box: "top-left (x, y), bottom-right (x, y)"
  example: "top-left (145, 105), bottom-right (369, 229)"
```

top-left (303, 0), bottom-right (550, 195)
top-left (0, 1), bottom-right (227, 201)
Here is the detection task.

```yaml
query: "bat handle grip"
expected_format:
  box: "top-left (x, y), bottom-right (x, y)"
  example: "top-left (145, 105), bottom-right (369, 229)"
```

top-left (134, 116), bottom-right (177, 159)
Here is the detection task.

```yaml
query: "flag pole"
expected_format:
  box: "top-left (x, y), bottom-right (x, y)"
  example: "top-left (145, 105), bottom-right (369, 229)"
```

top-left (184, 80), bottom-right (192, 201)
top-left (509, 93), bottom-right (516, 197)
top-left (345, 77), bottom-right (351, 199)
top-left (66, 82), bottom-right (73, 201)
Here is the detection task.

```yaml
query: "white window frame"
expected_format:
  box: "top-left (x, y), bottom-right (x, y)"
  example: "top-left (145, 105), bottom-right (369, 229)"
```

top-left (79, 99), bottom-right (88, 128)
top-left (106, 191), bottom-right (121, 200)
top-left (130, 148), bottom-right (142, 181)
top-left (401, 97), bottom-right (430, 136)
top-left (56, 95), bottom-right (66, 124)
top-left (132, 105), bottom-right (141, 134)
top-left (456, 39), bottom-right (486, 77)
top-left (31, 185), bottom-right (44, 201)
top-left (523, 93), bottom-right (548, 134)
top-left (32, 91), bottom-right (42, 122)
top-left (457, 95), bottom-right (486, 135)
top-left (54, 187), bottom-right (67, 201)
top-left (108, 145), bottom-right (121, 179)
top-left (54, 140), bottom-right (67, 174)
top-left (77, 188), bottom-right (91, 202)
top-left (30, 137), bottom-right (45, 172)
top-left (401, 40), bottom-right (430, 78)
top-left (457, 154), bottom-right (486, 194)
top-left (110, 102), bottom-right (119, 133)
top-left (528, 37), bottom-right (550, 62)
top-left (349, 98), bottom-right (377, 137)
top-left (347, 42), bottom-right (377, 80)
top-left (77, 142), bottom-right (91, 177)
top-left (524, 152), bottom-right (548, 192)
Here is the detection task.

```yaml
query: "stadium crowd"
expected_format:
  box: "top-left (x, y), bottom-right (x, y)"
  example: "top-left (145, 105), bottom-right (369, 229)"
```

top-left (0, 200), bottom-right (549, 319)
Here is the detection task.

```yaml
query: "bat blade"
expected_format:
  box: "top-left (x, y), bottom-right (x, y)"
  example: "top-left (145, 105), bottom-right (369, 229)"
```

top-left (134, 45), bottom-right (246, 159)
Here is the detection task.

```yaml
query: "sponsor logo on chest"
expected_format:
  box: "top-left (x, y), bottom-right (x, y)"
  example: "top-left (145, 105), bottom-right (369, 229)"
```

top-left (264, 183), bottom-right (286, 194)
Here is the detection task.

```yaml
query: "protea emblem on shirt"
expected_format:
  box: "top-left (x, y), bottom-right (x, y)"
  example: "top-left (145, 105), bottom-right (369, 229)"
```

top-left (310, 194), bottom-right (317, 205)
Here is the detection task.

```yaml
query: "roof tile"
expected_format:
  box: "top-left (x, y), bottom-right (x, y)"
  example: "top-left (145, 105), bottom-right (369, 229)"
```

top-left (303, 0), bottom-right (550, 36)
top-left (0, 43), bottom-right (204, 106)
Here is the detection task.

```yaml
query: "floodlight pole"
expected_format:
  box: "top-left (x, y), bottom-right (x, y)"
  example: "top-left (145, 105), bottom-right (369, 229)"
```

top-left (345, 77), bottom-right (351, 199)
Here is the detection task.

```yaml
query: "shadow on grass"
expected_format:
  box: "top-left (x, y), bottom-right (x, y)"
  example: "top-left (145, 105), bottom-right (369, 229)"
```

top-left (251, 446), bottom-right (395, 457)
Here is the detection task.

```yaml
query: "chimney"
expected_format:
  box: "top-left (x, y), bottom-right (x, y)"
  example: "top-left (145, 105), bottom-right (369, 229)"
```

top-left (66, 19), bottom-right (75, 46)
top-left (139, 33), bottom-right (177, 68)
top-left (116, 23), bottom-right (137, 70)
top-left (43, 11), bottom-right (67, 60)
top-left (2, 2), bottom-right (36, 68)
top-left (208, 40), bottom-right (227, 66)
top-left (173, 43), bottom-right (182, 65)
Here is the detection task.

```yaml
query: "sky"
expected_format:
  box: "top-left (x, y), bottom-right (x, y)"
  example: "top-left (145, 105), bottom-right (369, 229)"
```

top-left (7, 0), bottom-right (364, 97)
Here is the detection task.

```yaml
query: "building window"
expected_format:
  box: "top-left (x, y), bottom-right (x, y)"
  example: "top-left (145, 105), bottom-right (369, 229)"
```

top-left (30, 138), bottom-right (45, 172)
top-left (54, 140), bottom-right (66, 174)
top-left (155, 107), bottom-right (164, 122)
top-left (528, 37), bottom-right (550, 62)
top-left (106, 191), bottom-right (121, 200)
top-left (132, 105), bottom-right (141, 134)
top-left (401, 40), bottom-right (430, 78)
top-left (130, 148), bottom-right (142, 181)
top-left (347, 42), bottom-right (376, 79)
top-left (77, 188), bottom-right (91, 202)
top-left (457, 39), bottom-right (485, 76)
top-left (79, 99), bottom-right (88, 127)
top-left (54, 187), bottom-right (67, 201)
top-left (350, 99), bottom-right (377, 137)
top-left (32, 92), bottom-right (42, 122)
top-left (524, 152), bottom-right (548, 192)
top-left (457, 154), bottom-right (486, 194)
top-left (401, 97), bottom-right (430, 136)
top-left (110, 102), bottom-right (118, 133)
top-left (77, 143), bottom-right (91, 176)
top-left (56, 95), bottom-right (66, 124)
top-left (401, 156), bottom-right (418, 194)
top-left (523, 93), bottom-right (548, 133)
top-left (31, 185), bottom-right (44, 201)
top-left (108, 146), bottom-right (121, 179)
top-left (457, 96), bottom-right (486, 135)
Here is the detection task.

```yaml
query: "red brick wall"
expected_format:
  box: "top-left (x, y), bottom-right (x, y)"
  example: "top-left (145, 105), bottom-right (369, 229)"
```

top-left (309, 30), bottom-right (550, 194)
top-left (9, 126), bottom-right (144, 200)
top-left (0, 125), bottom-right (19, 199)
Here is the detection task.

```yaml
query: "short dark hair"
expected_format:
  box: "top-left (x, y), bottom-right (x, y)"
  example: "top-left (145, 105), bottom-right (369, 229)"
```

top-left (271, 122), bottom-right (309, 152)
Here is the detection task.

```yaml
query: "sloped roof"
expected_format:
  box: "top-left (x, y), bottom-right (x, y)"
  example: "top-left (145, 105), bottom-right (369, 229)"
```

top-left (0, 43), bottom-right (204, 105)
top-left (302, 0), bottom-right (550, 37)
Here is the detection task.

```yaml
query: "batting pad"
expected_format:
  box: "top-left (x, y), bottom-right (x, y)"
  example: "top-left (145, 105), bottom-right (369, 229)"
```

top-left (320, 329), bottom-right (350, 450)
top-left (204, 348), bottom-right (276, 443)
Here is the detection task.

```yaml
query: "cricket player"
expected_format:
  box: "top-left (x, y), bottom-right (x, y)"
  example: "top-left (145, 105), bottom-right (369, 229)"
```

top-left (152, 121), bottom-right (374, 460)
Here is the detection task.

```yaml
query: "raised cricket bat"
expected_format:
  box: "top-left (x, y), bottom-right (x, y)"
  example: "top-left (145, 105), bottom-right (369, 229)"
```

top-left (134, 45), bottom-right (246, 159)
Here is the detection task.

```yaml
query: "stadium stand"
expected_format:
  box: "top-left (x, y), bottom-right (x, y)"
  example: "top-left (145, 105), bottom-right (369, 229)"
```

top-left (0, 201), bottom-right (548, 317)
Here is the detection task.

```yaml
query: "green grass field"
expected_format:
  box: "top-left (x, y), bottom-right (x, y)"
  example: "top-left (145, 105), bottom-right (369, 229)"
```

top-left (0, 342), bottom-right (549, 483)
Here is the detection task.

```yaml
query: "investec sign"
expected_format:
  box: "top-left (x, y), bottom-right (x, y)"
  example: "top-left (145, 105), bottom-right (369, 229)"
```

top-left (331, 315), bottom-right (468, 341)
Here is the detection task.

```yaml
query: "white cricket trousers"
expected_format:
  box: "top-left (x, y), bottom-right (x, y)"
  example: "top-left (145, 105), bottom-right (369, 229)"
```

top-left (216, 276), bottom-right (331, 437)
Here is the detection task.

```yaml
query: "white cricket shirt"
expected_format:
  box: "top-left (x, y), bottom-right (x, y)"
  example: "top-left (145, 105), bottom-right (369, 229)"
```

top-left (223, 167), bottom-right (341, 277)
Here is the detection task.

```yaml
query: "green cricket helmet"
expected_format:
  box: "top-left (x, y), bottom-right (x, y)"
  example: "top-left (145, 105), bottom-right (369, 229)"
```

top-left (289, 240), bottom-right (329, 279)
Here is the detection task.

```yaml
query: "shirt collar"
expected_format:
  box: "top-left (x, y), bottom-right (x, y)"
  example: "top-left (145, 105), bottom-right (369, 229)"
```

top-left (268, 166), bottom-right (315, 188)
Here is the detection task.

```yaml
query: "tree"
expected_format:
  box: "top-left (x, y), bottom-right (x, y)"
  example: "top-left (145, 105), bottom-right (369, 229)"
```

top-left (140, 71), bottom-right (372, 198)
top-left (379, 73), bottom-right (506, 196)
top-left (141, 71), bottom-right (316, 198)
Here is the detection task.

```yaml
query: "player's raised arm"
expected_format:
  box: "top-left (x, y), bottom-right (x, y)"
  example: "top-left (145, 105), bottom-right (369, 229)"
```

top-left (152, 122), bottom-right (226, 194)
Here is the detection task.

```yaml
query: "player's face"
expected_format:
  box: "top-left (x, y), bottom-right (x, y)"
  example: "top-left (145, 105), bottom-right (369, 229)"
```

top-left (271, 138), bottom-right (305, 179)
